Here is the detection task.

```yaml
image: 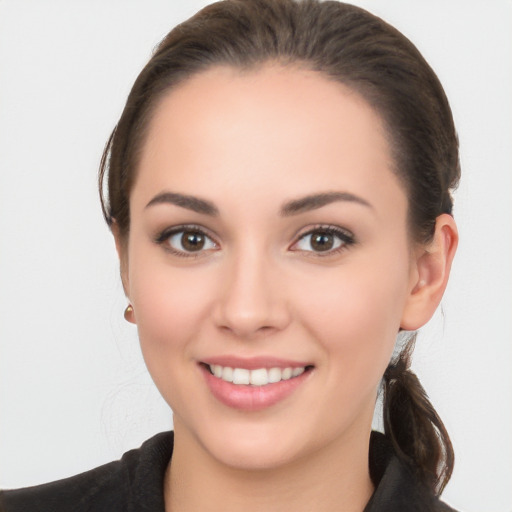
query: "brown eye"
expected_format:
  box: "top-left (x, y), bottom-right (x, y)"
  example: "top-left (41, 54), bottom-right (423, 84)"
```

top-left (181, 231), bottom-right (205, 251)
top-left (292, 227), bottom-right (354, 255)
top-left (310, 232), bottom-right (334, 251)
top-left (163, 228), bottom-right (217, 255)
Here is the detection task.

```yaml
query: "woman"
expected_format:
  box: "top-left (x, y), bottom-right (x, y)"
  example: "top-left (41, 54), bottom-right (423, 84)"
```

top-left (1, 0), bottom-right (461, 510)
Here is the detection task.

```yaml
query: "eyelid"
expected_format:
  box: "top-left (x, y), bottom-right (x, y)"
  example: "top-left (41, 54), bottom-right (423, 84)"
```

top-left (153, 223), bottom-right (355, 258)
top-left (154, 224), bottom-right (220, 257)
top-left (289, 224), bottom-right (356, 255)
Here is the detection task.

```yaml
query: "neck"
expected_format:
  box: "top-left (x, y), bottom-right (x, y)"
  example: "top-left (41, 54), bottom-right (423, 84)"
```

top-left (165, 422), bottom-right (374, 512)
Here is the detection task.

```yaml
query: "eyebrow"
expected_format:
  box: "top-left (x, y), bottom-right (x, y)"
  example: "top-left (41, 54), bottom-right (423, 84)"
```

top-left (280, 191), bottom-right (372, 216)
top-left (145, 192), bottom-right (219, 216)
top-left (145, 190), bottom-right (372, 217)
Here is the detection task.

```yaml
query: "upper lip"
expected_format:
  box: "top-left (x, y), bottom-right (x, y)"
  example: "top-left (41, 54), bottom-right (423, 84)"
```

top-left (200, 355), bottom-right (313, 370)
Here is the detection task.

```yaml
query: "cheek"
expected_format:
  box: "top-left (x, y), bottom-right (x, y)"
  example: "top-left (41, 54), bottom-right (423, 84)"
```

top-left (128, 251), bottom-right (217, 364)
top-left (127, 258), bottom-right (222, 415)
top-left (294, 252), bottom-right (411, 380)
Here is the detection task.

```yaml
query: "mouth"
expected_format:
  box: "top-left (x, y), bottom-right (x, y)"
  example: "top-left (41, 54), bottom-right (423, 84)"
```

top-left (202, 363), bottom-right (313, 386)
top-left (199, 360), bottom-right (314, 411)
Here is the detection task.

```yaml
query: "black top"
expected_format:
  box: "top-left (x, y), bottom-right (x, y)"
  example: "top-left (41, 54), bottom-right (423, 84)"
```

top-left (1, 431), bottom-right (457, 512)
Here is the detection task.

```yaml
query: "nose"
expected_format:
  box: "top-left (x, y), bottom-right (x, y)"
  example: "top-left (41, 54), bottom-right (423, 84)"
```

top-left (213, 247), bottom-right (291, 339)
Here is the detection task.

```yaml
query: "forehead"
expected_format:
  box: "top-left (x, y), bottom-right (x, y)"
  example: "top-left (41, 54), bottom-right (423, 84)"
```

top-left (133, 64), bottom-right (405, 218)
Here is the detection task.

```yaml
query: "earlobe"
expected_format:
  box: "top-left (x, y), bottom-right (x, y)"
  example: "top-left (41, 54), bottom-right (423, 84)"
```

top-left (400, 214), bottom-right (458, 331)
top-left (124, 304), bottom-right (136, 324)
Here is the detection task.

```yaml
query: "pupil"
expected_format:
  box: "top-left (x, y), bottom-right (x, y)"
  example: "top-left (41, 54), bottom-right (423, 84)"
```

top-left (311, 232), bottom-right (333, 251)
top-left (182, 231), bottom-right (204, 251)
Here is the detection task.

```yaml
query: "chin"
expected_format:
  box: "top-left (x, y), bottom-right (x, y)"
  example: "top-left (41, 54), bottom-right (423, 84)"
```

top-left (181, 413), bottom-right (312, 472)
top-left (207, 434), bottom-right (304, 471)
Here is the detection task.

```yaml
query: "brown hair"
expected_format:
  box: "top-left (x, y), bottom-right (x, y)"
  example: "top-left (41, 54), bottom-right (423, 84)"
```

top-left (99, 0), bottom-right (459, 494)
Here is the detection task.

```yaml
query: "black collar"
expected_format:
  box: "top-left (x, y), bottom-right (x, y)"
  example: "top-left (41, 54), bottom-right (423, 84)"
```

top-left (365, 431), bottom-right (455, 512)
top-left (1, 430), bottom-right (456, 511)
top-left (130, 430), bottom-right (455, 512)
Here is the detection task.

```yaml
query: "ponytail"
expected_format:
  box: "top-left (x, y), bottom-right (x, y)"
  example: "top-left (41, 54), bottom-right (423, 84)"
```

top-left (382, 337), bottom-right (454, 495)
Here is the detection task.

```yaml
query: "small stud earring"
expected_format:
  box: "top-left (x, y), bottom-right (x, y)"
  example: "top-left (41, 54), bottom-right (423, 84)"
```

top-left (124, 304), bottom-right (134, 322)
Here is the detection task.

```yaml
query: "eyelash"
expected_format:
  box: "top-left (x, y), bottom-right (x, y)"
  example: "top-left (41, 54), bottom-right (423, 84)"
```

top-left (154, 224), bottom-right (218, 258)
top-left (154, 224), bottom-right (355, 258)
top-left (291, 225), bottom-right (356, 257)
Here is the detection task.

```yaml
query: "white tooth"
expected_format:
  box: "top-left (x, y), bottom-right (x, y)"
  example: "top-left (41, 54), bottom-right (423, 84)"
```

top-left (222, 366), bottom-right (234, 382)
top-left (292, 367), bottom-right (305, 377)
top-left (281, 367), bottom-right (293, 380)
top-left (212, 365), bottom-right (223, 378)
top-left (250, 368), bottom-right (269, 386)
top-left (268, 367), bottom-right (282, 383)
top-left (232, 368), bottom-right (250, 385)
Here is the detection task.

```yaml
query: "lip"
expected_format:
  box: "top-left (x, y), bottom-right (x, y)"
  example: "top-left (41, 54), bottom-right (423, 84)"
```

top-left (199, 358), bottom-right (313, 411)
top-left (201, 355), bottom-right (311, 370)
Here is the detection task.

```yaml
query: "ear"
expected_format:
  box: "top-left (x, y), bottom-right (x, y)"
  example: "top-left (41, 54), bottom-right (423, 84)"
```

top-left (400, 214), bottom-right (458, 331)
top-left (111, 221), bottom-right (131, 299)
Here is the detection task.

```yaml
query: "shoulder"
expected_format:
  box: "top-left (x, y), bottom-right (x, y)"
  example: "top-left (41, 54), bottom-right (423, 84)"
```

top-left (0, 431), bottom-right (173, 512)
top-left (366, 431), bottom-right (458, 512)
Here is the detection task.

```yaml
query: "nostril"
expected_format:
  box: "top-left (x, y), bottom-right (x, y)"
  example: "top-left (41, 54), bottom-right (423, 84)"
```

top-left (217, 322), bottom-right (279, 340)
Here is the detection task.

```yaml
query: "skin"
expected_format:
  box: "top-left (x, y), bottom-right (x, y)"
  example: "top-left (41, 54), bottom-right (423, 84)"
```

top-left (115, 65), bottom-right (457, 512)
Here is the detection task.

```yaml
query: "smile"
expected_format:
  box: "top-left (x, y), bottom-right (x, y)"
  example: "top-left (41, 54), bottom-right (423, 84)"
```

top-left (200, 360), bottom-right (313, 411)
top-left (208, 364), bottom-right (306, 386)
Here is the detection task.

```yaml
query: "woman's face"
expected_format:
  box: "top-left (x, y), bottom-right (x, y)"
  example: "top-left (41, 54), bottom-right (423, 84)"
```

top-left (122, 65), bottom-right (420, 469)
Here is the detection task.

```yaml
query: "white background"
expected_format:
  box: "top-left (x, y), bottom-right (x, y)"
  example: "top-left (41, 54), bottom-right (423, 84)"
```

top-left (0, 1), bottom-right (511, 511)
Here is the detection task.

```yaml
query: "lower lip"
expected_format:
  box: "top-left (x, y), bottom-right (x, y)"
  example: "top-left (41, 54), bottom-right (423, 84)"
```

top-left (201, 365), bottom-right (311, 411)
